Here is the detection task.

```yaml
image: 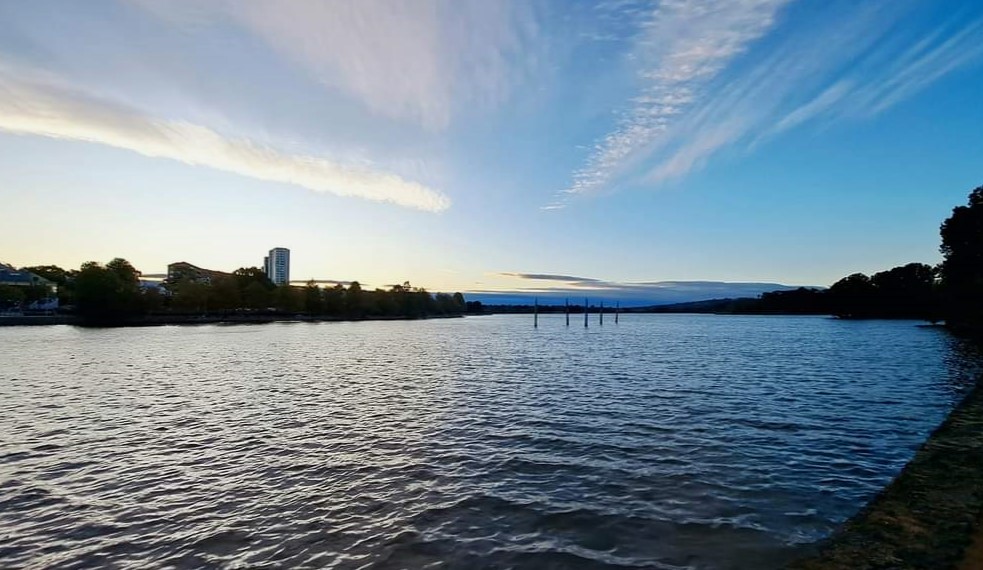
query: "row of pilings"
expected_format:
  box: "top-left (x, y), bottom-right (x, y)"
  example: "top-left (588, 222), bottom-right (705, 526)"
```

top-left (533, 298), bottom-right (619, 328)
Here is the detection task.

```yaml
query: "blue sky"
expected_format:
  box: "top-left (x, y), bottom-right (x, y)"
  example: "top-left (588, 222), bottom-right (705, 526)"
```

top-left (1, 0), bottom-right (981, 301)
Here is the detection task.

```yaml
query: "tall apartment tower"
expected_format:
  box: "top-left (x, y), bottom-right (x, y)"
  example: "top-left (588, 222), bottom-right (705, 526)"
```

top-left (264, 247), bottom-right (290, 286)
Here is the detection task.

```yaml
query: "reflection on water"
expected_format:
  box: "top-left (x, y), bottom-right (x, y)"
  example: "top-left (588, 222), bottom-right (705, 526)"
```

top-left (0, 315), bottom-right (980, 569)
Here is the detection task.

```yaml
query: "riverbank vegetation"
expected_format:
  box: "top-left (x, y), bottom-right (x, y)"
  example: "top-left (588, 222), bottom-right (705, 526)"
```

top-left (11, 260), bottom-right (469, 325)
top-left (632, 262), bottom-right (939, 319)
top-left (480, 185), bottom-right (983, 327)
top-left (629, 185), bottom-right (983, 327)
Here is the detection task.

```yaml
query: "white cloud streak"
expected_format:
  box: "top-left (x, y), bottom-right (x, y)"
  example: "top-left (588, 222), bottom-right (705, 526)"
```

top-left (131, 0), bottom-right (538, 131)
top-left (0, 70), bottom-right (451, 212)
top-left (773, 80), bottom-right (852, 134)
top-left (562, 1), bottom-right (983, 203)
top-left (646, 7), bottom-right (983, 186)
top-left (566, 0), bottom-right (791, 196)
top-left (848, 17), bottom-right (983, 117)
top-left (473, 276), bottom-right (817, 304)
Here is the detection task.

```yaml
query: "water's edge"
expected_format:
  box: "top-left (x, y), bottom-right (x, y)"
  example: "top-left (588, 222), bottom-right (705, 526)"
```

top-left (0, 314), bottom-right (463, 327)
top-left (789, 374), bottom-right (983, 569)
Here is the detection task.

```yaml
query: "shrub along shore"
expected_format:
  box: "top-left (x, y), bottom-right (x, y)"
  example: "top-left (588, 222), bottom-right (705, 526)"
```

top-left (0, 313), bottom-right (464, 327)
top-left (1, 257), bottom-right (477, 326)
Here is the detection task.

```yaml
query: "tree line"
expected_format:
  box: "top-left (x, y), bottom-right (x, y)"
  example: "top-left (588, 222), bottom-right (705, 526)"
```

top-left (9, 184), bottom-right (981, 328)
top-left (641, 185), bottom-right (983, 327)
top-left (792, 184), bottom-right (981, 326)
top-left (16, 261), bottom-right (470, 324)
top-left (669, 262), bottom-right (940, 319)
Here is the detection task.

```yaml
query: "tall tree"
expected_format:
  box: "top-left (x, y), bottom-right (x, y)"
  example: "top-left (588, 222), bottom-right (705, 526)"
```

top-left (828, 273), bottom-right (876, 318)
top-left (304, 281), bottom-right (324, 315)
top-left (141, 287), bottom-right (164, 313)
top-left (940, 185), bottom-right (983, 327)
top-left (323, 284), bottom-right (344, 316)
top-left (435, 293), bottom-right (456, 314)
top-left (242, 281), bottom-right (272, 310)
top-left (170, 278), bottom-right (210, 313)
top-left (345, 281), bottom-right (363, 317)
top-left (273, 285), bottom-right (302, 313)
top-left (106, 258), bottom-right (140, 285)
top-left (75, 260), bottom-right (142, 322)
top-left (209, 276), bottom-right (241, 312)
top-left (870, 263), bottom-right (938, 320)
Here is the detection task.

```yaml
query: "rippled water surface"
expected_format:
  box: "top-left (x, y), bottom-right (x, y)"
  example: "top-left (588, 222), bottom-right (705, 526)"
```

top-left (2, 315), bottom-right (982, 569)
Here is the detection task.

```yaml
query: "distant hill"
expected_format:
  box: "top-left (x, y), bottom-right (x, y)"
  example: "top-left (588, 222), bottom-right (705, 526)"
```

top-left (465, 281), bottom-right (821, 307)
top-left (477, 286), bottom-right (833, 316)
top-left (626, 298), bottom-right (756, 313)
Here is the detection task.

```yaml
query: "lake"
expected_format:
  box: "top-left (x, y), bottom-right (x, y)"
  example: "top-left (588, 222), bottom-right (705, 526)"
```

top-left (1, 315), bottom-right (981, 569)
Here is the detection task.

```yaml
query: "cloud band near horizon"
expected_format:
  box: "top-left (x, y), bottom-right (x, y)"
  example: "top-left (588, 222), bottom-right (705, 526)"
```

top-left (0, 69), bottom-right (451, 213)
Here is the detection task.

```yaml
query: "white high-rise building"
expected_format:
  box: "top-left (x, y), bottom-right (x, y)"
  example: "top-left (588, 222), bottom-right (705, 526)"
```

top-left (264, 247), bottom-right (290, 286)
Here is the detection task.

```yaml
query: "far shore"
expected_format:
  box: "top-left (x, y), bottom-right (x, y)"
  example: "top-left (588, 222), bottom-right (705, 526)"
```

top-left (0, 313), bottom-right (465, 328)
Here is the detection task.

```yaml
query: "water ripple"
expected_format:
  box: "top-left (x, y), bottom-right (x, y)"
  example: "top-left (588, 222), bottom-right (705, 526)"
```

top-left (1, 315), bottom-right (980, 569)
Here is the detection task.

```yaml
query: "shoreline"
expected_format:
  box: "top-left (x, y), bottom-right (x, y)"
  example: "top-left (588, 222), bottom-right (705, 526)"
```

top-left (789, 376), bottom-right (983, 569)
top-left (0, 313), bottom-right (465, 328)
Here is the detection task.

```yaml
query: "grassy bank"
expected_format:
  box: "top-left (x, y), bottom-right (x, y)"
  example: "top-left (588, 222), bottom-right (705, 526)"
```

top-left (789, 378), bottom-right (983, 569)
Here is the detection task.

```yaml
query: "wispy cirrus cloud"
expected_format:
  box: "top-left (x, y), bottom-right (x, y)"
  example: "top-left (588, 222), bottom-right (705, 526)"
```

top-left (498, 272), bottom-right (602, 283)
top-left (772, 80), bottom-right (853, 134)
top-left (0, 67), bottom-right (450, 212)
top-left (840, 15), bottom-right (983, 118)
top-left (643, 6), bottom-right (983, 185)
top-left (565, 0), bottom-right (792, 197)
top-left (131, 0), bottom-right (538, 131)
top-left (0, 1), bottom-right (540, 211)
top-left (559, 1), bottom-right (983, 205)
top-left (471, 277), bottom-right (816, 305)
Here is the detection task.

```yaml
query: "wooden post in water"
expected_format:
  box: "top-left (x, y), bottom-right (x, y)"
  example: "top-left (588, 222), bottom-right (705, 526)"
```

top-left (534, 297), bottom-right (538, 328)
top-left (615, 301), bottom-right (620, 324)
top-left (584, 298), bottom-right (589, 328)
top-left (565, 298), bottom-right (570, 326)
top-left (600, 300), bottom-right (604, 326)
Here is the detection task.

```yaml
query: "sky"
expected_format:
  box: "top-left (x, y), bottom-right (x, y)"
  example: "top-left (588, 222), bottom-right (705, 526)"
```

top-left (1, 0), bottom-right (982, 302)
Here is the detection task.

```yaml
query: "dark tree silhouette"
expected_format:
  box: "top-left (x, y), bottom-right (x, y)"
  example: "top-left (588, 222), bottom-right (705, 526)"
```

top-left (345, 281), bottom-right (363, 317)
top-left (209, 276), bottom-right (241, 312)
top-left (870, 263), bottom-right (939, 320)
top-left (828, 273), bottom-right (876, 318)
top-left (324, 284), bottom-right (344, 315)
top-left (74, 259), bottom-right (142, 322)
top-left (940, 185), bottom-right (983, 327)
top-left (273, 284), bottom-right (302, 313)
top-left (756, 287), bottom-right (829, 314)
top-left (304, 281), bottom-right (324, 315)
top-left (170, 279), bottom-right (209, 312)
top-left (22, 257), bottom-right (469, 322)
top-left (242, 281), bottom-right (272, 309)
